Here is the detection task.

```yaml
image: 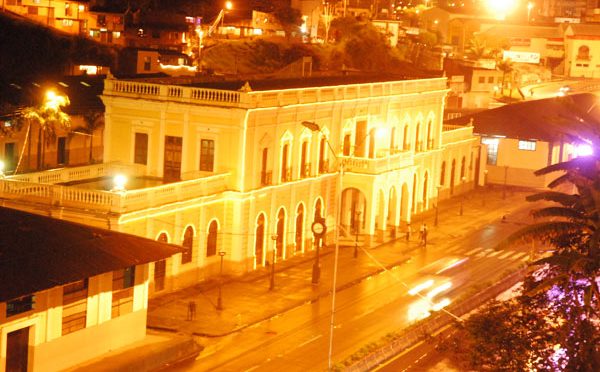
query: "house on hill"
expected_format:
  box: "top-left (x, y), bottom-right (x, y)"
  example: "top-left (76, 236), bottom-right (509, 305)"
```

top-left (0, 206), bottom-right (183, 372)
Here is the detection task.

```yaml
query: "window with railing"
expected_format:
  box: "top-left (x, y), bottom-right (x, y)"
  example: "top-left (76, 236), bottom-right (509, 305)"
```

top-left (318, 138), bottom-right (327, 174)
top-left (207, 221), bottom-right (218, 257)
top-left (300, 141), bottom-right (309, 178)
top-left (281, 167), bottom-right (292, 182)
top-left (260, 170), bottom-right (272, 186)
top-left (300, 163), bottom-right (311, 178)
top-left (281, 143), bottom-right (290, 183)
top-left (6, 295), bottom-right (35, 317)
top-left (62, 279), bottom-right (88, 335)
top-left (403, 125), bottom-right (409, 151)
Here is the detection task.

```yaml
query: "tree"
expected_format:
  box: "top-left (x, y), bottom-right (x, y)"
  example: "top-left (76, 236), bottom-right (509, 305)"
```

top-left (71, 111), bottom-right (104, 164)
top-left (17, 91), bottom-right (71, 171)
top-left (272, 0), bottom-right (302, 39)
top-left (496, 58), bottom-right (514, 95)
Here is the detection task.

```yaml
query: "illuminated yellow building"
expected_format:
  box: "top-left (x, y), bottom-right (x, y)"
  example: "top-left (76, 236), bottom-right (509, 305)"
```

top-left (0, 74), bottom-right (480, 295)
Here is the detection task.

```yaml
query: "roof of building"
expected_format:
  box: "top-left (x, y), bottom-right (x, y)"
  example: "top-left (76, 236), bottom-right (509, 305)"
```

top-left (185, 72), bottom-right (438, 91)
top-left (0, 207), bottom-right (183, 302)
top-left (563, 23), bottom-right (600, 37)
top-left (478, 24), bottom-right (561, 39)
top-left (445, 93), bottom-right (600, 142)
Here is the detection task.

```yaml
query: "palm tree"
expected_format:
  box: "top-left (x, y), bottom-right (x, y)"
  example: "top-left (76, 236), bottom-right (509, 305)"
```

top-left (499, 98), bottom-right (600, 369)
top-left (71, 111), bottom-right (104, 164)
top-left (496, 58), bottom-right (514, 96)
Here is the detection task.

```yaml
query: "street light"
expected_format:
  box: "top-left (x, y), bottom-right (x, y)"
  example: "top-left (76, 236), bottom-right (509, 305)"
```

top-left (459, 176), bottom-right (466, 216)
top-left (216, 251), bottom-right (226, 310)
top-left (354, 211), bottom-right (361, 258)
top-left (222, 1), bottom-right (233, 30)
top-left (434, 185), bottom-right (442, 226)
top-left (527, 2), bottom-right (534, 23)
top-left (301, 120), bottom-right (343, 371)
top-left (269, 234), bottom-right (277, 291)
top-left (112, 174), bottom-right (127, 192)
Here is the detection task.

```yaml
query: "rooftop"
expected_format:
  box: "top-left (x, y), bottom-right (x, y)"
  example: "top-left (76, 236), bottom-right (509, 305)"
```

top-left (0, 206), bottom-right (183, 302)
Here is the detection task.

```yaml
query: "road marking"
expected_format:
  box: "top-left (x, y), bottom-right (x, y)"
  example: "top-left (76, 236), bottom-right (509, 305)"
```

top-left (244, 365), bottom-right (260, 372)
top-left (520, 255), bottom-right (531, 262)
top-left (465, 247), bottom-right (483, 256)
top-left (497, 251), bottom-right (514, 259)
top-left (512, 252), bottom-right (528, 260)
top-left (298, 334), bottom-right (322, 348)
top-left (476, 249), bottom-right (493, 258)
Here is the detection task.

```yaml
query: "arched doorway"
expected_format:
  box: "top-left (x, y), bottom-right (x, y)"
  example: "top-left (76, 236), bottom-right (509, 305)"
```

top-left (207, 220), bottom-right (218, 257)
top-left (412, 173), bottom-right (418, 213)
top-left (155, 232), bottom-right (168, 291)
top-left (388, 186), bottom-right (398, 227)
top-left (400, 183), bottom-right (410, 222)
top-left (254, 213), bottom-right (266, 268)
top-left (295, 203), bottom-right (305, 253)
top-left (181, 226), bottom-right (194, 265)
top-left (341, 188), bottom-right (367, 233)
top-left (423, 172), bottom-right (429, 209)
top-left (276, 208), bottom-right (285, 258)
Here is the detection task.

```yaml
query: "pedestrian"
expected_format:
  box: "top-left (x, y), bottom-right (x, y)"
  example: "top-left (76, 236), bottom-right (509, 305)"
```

top-left (187, 301), bottom-right (196, 321)
top-left (423, 223), bottom-right (428, 247)
top-left (419, 223), bottom-right (427, 246)
top-left (406, 222), bottom-right (411, 241)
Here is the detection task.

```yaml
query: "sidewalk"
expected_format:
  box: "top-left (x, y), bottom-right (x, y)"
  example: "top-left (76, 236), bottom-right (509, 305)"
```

top-left (81, 185), bottom-right (535, 370)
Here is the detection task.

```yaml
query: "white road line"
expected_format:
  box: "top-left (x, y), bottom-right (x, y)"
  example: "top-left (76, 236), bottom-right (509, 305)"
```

top-left (487, 250), bottom-right (501, 257)
top-left (476, 249), bottom-right (493, 258)
top-left (298, 334), bottom-right (322, 348)
top-left (244, 365), bottom-right (260, 372)
top-left (465, 247), bottom-right (483, 256)
top-left (497, 251), bottom-right (514, 259)
top-left (520, 255), bottom-right (531, 262)
top-left (512, 252), bottom-right (528, 260)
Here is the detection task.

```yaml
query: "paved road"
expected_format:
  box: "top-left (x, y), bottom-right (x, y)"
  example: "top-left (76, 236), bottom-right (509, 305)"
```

top-left (172, 200), bottom-right (536, 372)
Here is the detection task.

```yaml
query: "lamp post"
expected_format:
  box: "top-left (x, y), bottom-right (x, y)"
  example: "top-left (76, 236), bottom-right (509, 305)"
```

top-left (311, 219), bottom-right (326, 284)
top-left (459, 176), bottom-right (466, 216)
top-left (353, 211), bottom-right (361, 258)
top-left (434, 185), bottom-right (442, 226)
top-left (269, 234), bottom-right (277, 291)
top-left (301, 120), bottom-right (343, 371)
top-left (216, 251), bottom-right (226, 310)
top-left (527, 2), bottom-right (534, 23)
top-left (503, 165), bottom-right (508, 200)
top-left (222, 1), bottom-right (232, 31)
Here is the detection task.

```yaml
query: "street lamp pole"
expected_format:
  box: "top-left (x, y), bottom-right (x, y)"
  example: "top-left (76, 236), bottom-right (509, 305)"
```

top-left (269, 234), bottom-right (277, 291)
top-left (216, 251), bottom-right (226, 310)
top-left (353, 211), bottom-right (361, 258)
top-left (311, 218), bottom-right (325, 285)
top-left (482, 169), bottom-right (488, 206)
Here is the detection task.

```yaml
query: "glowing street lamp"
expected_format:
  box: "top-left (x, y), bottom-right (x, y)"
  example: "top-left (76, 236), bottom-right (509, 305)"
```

top-left (0, 160), bottom-right (5, 178)
top-left (43, 90), bottom-right (69, 111)
top-left (527, 2), bottom-right (534, 23)
top-left (112, 174), bottom-right (127, 192)
top-left (485, 0), bottom-right (517, 20)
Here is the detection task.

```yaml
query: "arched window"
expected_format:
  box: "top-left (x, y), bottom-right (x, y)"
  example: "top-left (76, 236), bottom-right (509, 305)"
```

top-left (368, 128), bottom-right (376, 158)
top-left (423, 172), bottom-right (429, 207)
top-left (206, 221), bottom-right (218, 257)
top-left (403, 125), bottom-right (409, 150)
top-left (314, 198), bottom-right (323, 221)
top-left (261, 148), bottom-right (270, 186)
top-left (343, 134), bottom-right (351, 156)
top-left (300, 141), bottom-right (309, 178)
top-left (281, 143), bottom-right (290, 182)
top-left (157, 232), bottom-right (168, 243)
top-left (295, 204), bottom-right (304, 253)
top-left (318, 138), bottom-right (327, 173)
top-left (460, 156), bottom-right (466, 179)
top-left (440, 161), bottom-right (446, 186)
top-left (276, 208), bottom-right (285, 258)
top-left (426, 120), bottom-right (433, 149)
top-left (577, 45), bottom-right (590, 60)
top-left (155, 233), bottom-right (168, 291)
top-left (390, 127), bottom-right (396, 152)
top-left (415, 122), bottom-right (421, 152)
top-left (181, 226), bottom-right (194, 264)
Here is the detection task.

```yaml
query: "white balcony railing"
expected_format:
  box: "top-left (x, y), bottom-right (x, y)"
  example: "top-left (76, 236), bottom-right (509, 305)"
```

top-left (0, 163), bottom-right (230, 214)
top-left (441, 125), bottom-right (474, 145)
top-left (104, 77), bottom-right (448, 109)
top-left (341, 151), bottom-right (414, 175)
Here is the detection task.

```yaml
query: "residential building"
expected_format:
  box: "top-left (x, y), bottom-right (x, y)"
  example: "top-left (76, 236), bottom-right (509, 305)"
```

top-left (563, 23), bottom-right (600, 78)
top-left (445, 93), bottom-right (599, 188)
top-left (0, 73), bottom-right (480, 295)
top-left (0, 206), bottom-right (181, 372)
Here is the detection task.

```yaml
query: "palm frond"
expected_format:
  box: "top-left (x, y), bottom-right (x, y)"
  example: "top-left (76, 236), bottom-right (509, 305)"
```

top-left (526, 191), bottom-right (578, 206)
top-left (496, 221), bottom-right (586, 250)
top-left (530, 207), bottom-right (584, 221)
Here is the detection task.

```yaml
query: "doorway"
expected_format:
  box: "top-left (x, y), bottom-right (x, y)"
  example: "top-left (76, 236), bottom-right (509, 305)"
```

top-left (6, 327), bottom-right (29, 372)
top-left (163, 136), bottom-right (182, 182)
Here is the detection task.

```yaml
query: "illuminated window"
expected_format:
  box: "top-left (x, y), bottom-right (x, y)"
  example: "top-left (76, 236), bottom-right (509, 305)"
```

top-left (65, 2), bottom-right (73, 17)
top-left (281, 143), bottom-right (290, 182)
top-left (62, 279), bottom-right (88, 335)
top-left (482, 137), bottom-right (499, 165)
top-left (577, 45), bottom-right (590, 60)
top-left (113, 31), bottom-right (121, 39)
top-left (300, 141), bottom-right (309, 178)
top-left (89, 29), bottom-right (100, 38)
top-left (318, 138), bottom-right (327, 173)
top-left (6, 295), bottom-right (35, 317)
top-left (518, 140), bottom-right (536, 151)
top-left (200, 139), bottom-right (214, 171)
top-left (260, 148), bottom-right (270, 186)
top-left (62, 19), bottom-right (73, 27)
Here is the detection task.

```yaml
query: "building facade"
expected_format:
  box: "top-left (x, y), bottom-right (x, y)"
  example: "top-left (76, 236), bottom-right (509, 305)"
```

top-left (0, 75), bottom-right (480, 296)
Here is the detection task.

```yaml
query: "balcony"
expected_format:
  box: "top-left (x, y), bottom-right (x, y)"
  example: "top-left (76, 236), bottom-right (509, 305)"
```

top-left (260, 170), bottom-right (272, 186)
top-left (341, 151), bottom-right (414, 175)
top-left (281, 167), bottom-right (293, 183)
top-left (300, 163), bottom-right (311, 179)
top-left (441, 124), bottom-right (474, 145)
top-left (0, 162), bottom-right (230, 214)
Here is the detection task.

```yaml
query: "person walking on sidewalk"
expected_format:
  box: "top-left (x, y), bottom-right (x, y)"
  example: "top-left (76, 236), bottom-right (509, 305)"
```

top-left (419, 223), bottom-right (428, 247)
top-left (406, 222), bottom-right (411, 241)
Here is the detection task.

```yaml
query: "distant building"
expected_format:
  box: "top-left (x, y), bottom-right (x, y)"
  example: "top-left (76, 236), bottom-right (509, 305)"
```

top-left (445, 93), bottom-right (600, 188)
top-left (562, 23), bottom-right (600, 78)
top-left (0, 207), bottom-right (181, 372)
